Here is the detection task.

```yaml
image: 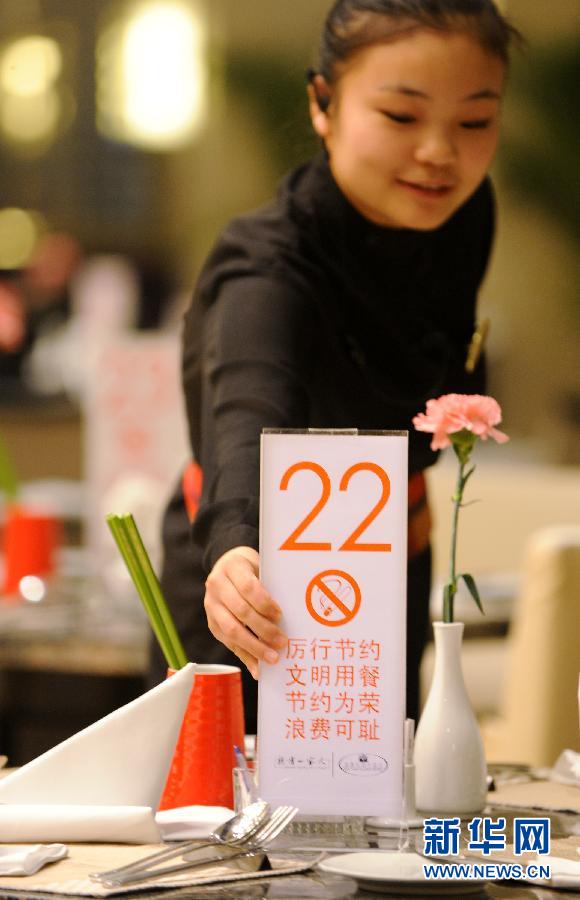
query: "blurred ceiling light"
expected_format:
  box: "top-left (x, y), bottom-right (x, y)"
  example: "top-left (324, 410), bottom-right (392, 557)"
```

top-left (0, 35), bottom-right (62, 97)
top-left (1, 92), bottom-right (60, 143)
top-left (0, 35), bottom-right (64, 148)
top-left (0, 208), bottom-right (40, 269)
top-left (97, 0), bottom-right (207, 150)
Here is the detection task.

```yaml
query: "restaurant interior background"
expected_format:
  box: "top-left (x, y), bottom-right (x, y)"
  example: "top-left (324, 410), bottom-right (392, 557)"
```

top-left (0, 0), bottom-right (578, 768)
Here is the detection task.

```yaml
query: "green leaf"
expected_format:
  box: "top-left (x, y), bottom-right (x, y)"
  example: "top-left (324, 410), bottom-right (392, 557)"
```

top-left (460, 573), bottom-right (485, 616)
top-left (0, 435), bottom-right (19, 501)
top-left (443, 582), bottom-right (454, 623)
top-left (462, 465), bottom-right (477, 488)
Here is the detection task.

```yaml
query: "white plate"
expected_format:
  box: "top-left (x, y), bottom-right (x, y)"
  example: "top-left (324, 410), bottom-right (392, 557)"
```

top-left (318, 852), bottom-right (487, 895)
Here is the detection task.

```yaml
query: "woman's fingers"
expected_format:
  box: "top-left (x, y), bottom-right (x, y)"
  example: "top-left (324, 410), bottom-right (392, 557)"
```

top-left (206, 582), bottom-right (278, 660)
top-left (222, 580), bottom-right (285, 647)
top-left (230, 645), bottom-right (259, 681)
top-left (204, 546), bottom-right (287, 679)
top-left (205, 593), bottom-right (276, 678)
top-left (222, 548), bottom-right (283, 622)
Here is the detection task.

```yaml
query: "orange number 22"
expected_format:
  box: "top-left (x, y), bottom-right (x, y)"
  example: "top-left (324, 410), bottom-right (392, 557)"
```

top-left (279, 461), bottom-right (391, 552)
top-left (279, 462), bottom-right (332, 551)
top-left (339, 462), bottom-right (391, 552)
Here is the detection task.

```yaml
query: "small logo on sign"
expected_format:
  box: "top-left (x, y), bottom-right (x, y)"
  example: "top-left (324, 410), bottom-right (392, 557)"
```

top-left (339, 753), bottom-right (388, 776)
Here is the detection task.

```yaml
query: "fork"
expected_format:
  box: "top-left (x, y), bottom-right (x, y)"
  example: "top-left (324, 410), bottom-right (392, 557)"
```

top-left (92, 802), bottom-right (269, 884)
top-left (93, 805), bottom-right (299, 887)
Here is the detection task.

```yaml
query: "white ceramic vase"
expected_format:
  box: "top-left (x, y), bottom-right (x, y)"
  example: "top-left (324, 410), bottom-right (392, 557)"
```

top-left (414, 621), bottom-right (487, 815)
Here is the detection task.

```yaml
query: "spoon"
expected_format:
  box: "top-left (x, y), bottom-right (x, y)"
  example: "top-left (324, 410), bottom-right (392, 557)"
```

top-left (215, 800), bottom-right (270, 844)
top-left (91, 800), bottom-right (271, 883)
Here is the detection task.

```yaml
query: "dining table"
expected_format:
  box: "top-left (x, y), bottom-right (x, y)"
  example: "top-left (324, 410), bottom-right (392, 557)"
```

top-left (0, 764), bottom-right (578, 900)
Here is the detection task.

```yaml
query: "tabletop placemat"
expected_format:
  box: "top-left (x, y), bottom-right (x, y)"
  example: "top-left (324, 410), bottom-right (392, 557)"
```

top-left (488, 780), bottom-right (580, 814)
top-left (0, 844), bottom-right (317, 896)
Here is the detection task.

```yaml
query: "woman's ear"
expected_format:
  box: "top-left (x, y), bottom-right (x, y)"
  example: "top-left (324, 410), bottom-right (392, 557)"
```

top-left (307, 74), bottom-right (332, 139)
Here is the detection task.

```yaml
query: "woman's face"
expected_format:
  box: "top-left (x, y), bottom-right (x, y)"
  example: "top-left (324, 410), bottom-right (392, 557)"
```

top-left (310, 29), bottom-right (506, 230)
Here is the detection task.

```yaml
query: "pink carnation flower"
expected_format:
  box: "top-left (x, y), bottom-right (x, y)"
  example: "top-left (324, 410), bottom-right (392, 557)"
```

top-left (412, 393), bottom-right (509, 451)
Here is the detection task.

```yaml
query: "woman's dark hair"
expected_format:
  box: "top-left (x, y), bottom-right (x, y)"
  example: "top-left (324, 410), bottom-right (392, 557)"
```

top-left (318, 0), bottom-right (523, 82)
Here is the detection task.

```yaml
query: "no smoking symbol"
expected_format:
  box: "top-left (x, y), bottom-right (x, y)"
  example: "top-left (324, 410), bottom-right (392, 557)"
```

top-left (305, 570), bottom-right (362, 627)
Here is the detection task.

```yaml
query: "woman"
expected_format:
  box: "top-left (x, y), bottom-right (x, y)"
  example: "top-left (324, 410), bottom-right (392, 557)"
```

top-left (152, 0), bottom-right (521, 729)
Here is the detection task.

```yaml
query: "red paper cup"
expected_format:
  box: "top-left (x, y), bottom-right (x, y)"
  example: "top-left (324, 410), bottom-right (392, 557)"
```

top-left (2, 506), bottom-right (61, 597)
top-left (158, 664), bottom-right (246, 810)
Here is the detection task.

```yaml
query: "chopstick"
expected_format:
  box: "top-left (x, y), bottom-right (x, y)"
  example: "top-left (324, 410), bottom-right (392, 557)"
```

top-left (106, 513), bottom-right (188, 670)
top-left (0, 434), bottom-right (19, 501)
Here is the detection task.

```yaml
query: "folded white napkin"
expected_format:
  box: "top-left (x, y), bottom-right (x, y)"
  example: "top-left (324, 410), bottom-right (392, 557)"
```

top-left (550, 750), bottom-right (580, 787)
top-left (0, 664), bottom-right (195, 811)
top-left (155, 805), bottom-right (234, 841)
top-left (533, 855), bottom-right (580, 889)
top-left (0, 806), bottom-right (160, 844)
top-left (0, 664), bottom-right (195, 844)
top-left (0, 843), bottom-right (68, 875)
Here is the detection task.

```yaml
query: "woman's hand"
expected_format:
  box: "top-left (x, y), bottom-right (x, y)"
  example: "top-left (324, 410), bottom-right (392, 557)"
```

top-left (204, 546), bottom-right (287, 680)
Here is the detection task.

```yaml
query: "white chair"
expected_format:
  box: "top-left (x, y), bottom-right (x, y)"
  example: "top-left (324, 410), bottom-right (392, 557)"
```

top-left (483, 525), bottom-right (580, 767)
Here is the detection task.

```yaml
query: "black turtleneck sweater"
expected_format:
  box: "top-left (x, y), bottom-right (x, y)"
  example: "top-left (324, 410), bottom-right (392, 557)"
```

top-left (182, 153), bottom-right (492, 574)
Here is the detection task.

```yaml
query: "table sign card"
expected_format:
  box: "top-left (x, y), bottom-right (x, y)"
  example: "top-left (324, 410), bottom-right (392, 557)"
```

top-left (84, 334), bottom-right (189, 574)
top-left (258, 429), bottom-right (408, 817)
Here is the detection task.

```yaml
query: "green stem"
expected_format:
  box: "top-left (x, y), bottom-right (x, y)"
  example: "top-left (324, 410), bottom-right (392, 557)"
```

top-left (106, 515), bottom-right (184, 670)
top-left (121, 513), bottom-right (188, 669)
top-left (446, 460), bottom-right (465, 623)
top-left (0, 435), bottom-right (19, 501)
